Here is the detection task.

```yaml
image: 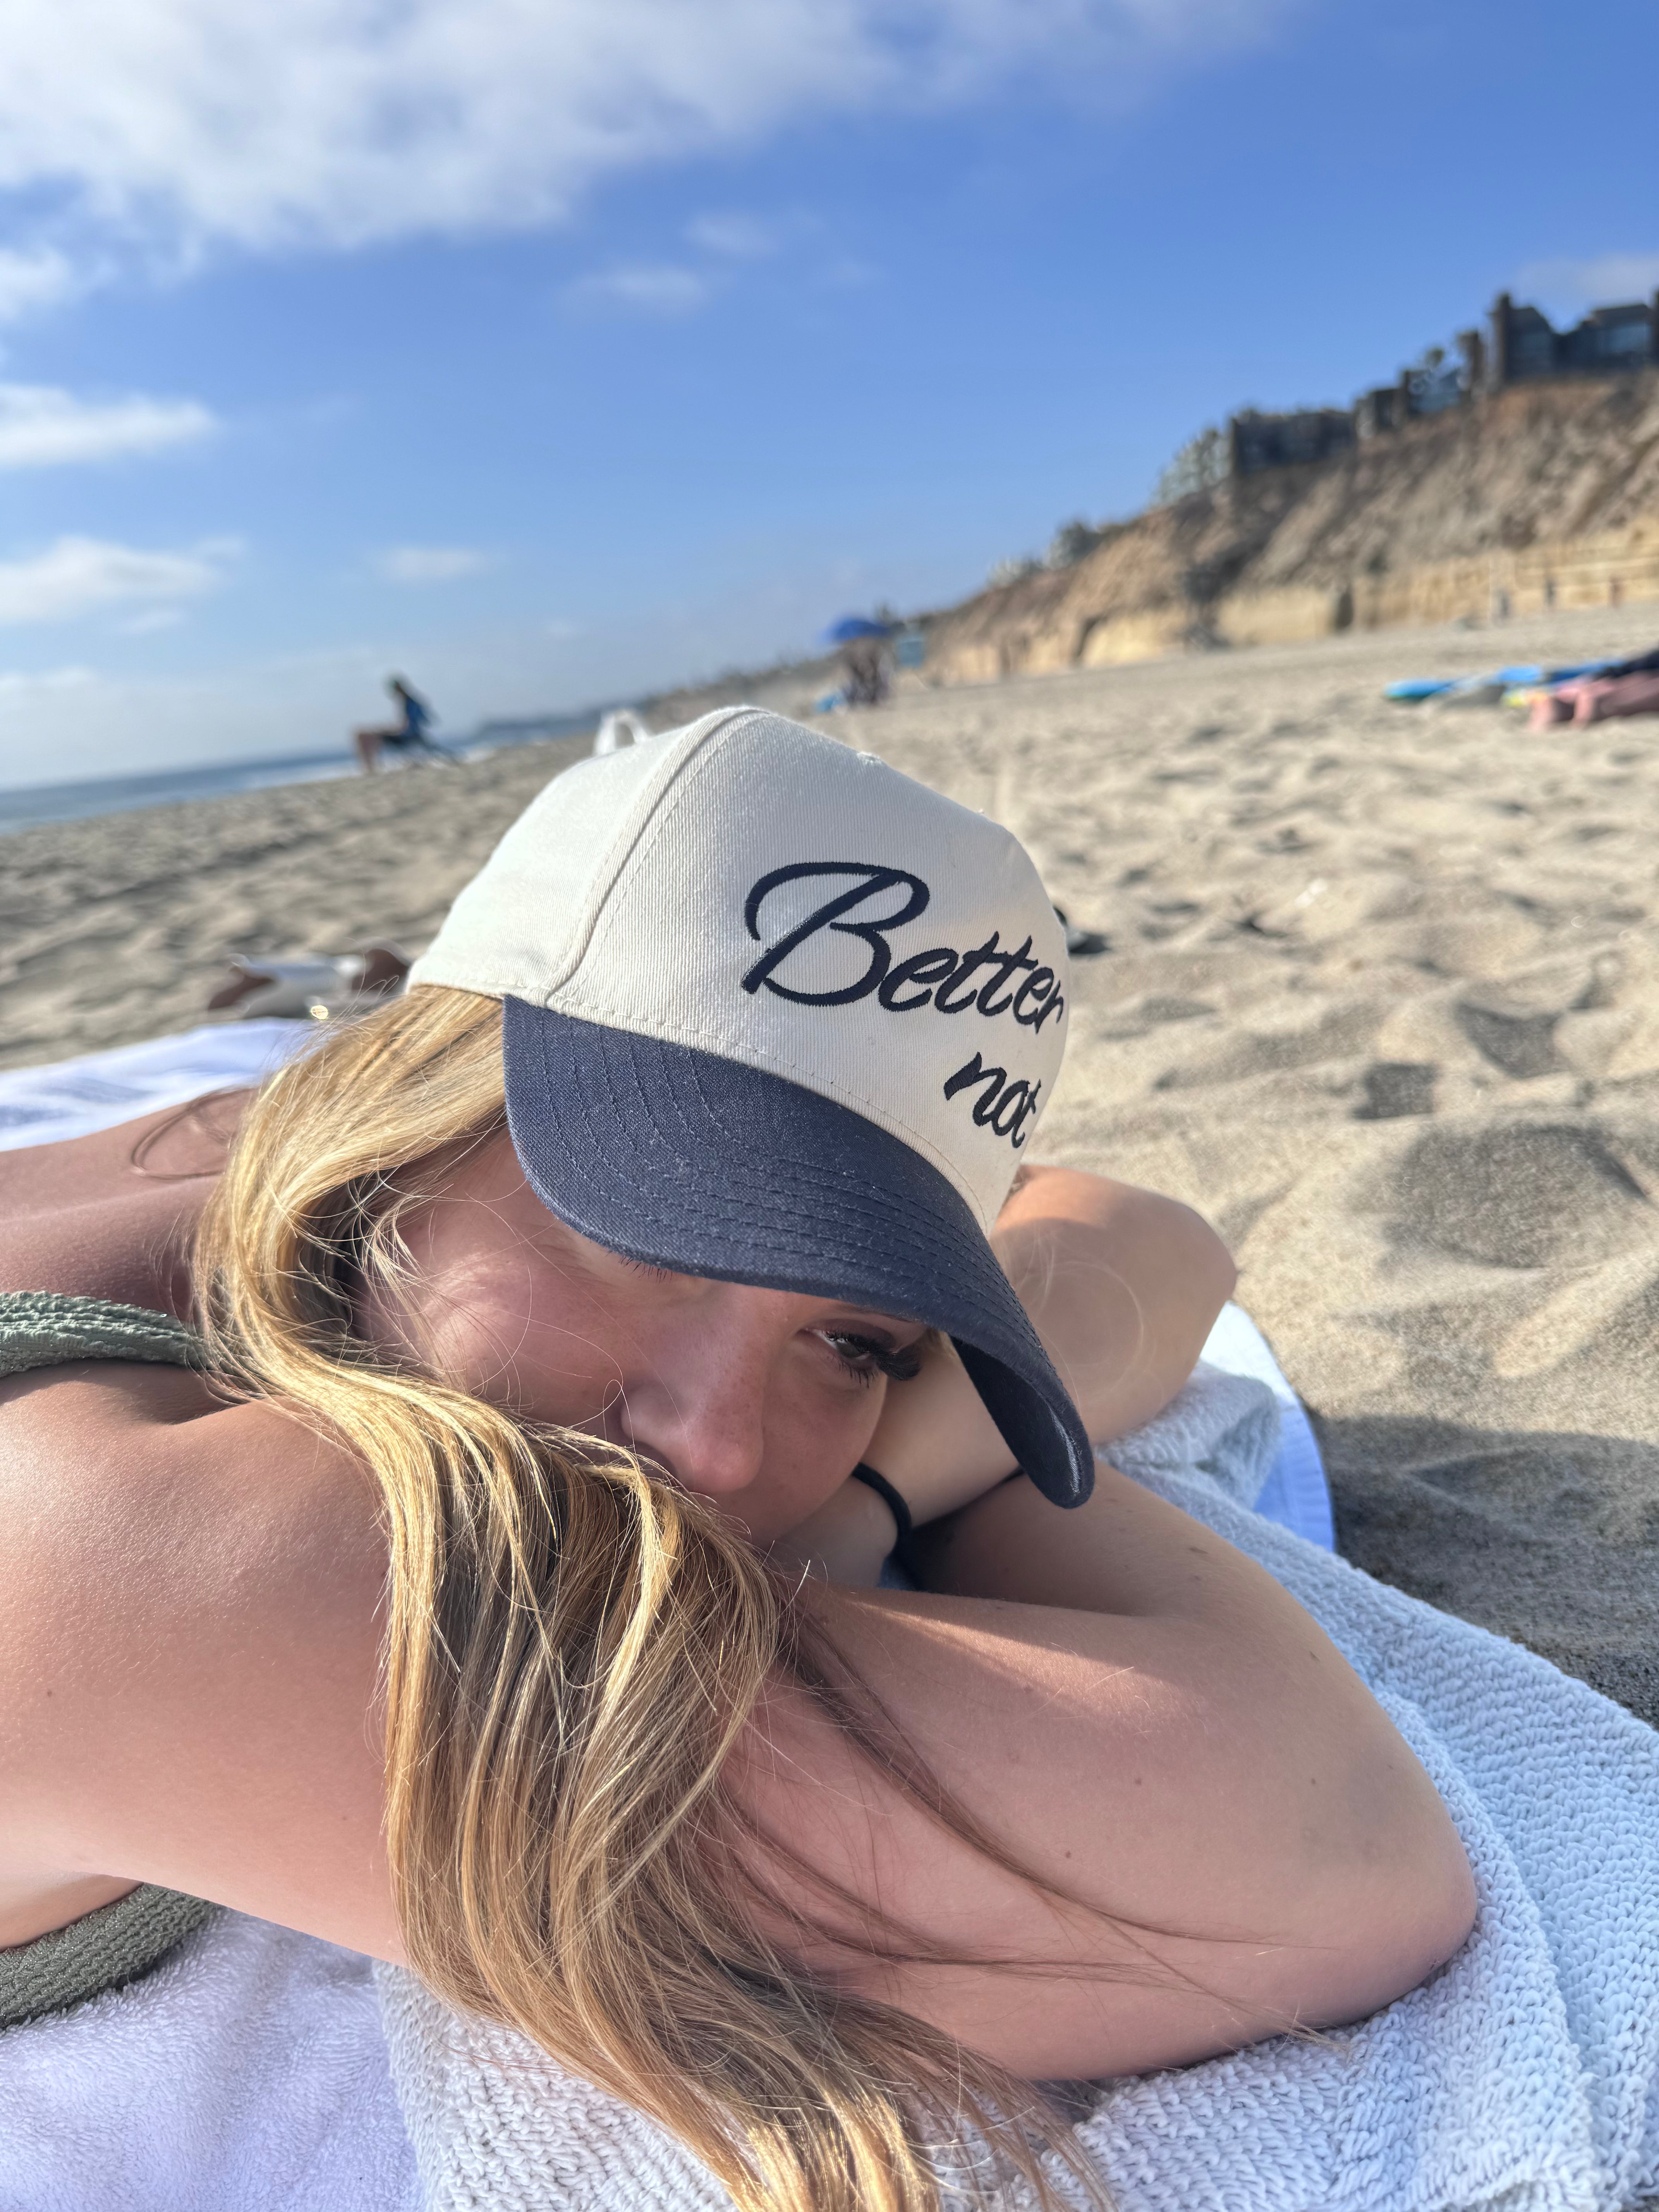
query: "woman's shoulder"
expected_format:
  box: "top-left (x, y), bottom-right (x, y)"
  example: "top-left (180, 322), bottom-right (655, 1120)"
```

top-left (0, 1356), bottom-right (397, 1956)
top-left (0, 1339), bottom-right (218, 1440)
top-left (0, 1095), bottom-right (243, 1309)
top-left (0, 1346), bottom-right (380, 1572)
top-left (0, 1357), bottom-right (385, 1662)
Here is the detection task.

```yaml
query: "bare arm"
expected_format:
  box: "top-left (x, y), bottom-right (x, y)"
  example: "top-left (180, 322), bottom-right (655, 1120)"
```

top-left (0, 1369), bottom-right (398, 1959)
top-left (754, 1562), bottom-right (1473, 2078)
top-left (0, 1365), bottom-right (1471, 2084)
top-left (993, 1164), bottom-right (1237, 1439)
top-left (776, 1168), bottom-right (1235, 1580)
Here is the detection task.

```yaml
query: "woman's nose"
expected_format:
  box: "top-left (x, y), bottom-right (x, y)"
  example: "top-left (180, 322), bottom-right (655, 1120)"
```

top-left (621, 1331), bottom-right (772, 1501)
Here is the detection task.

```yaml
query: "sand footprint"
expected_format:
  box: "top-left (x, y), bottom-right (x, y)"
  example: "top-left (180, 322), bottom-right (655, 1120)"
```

top-left (1494, 1246), bottom-right (1659, 1380)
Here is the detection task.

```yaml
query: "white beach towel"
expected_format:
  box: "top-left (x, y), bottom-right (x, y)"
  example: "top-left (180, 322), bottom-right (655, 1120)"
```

top-left (43, 1022), bottom-right (1621, 2212)
top-left (376, 1482), bottom-right (1659, 2212)
top-left (0, 1018), bottom-right (308, 1151)
top-left (1200, 1302), bottom-right (1334, 1550)
top-left (0, 1910), bottom-right (419, 2212)
top-left (1108, 1359), bottom-right (1281, 1509)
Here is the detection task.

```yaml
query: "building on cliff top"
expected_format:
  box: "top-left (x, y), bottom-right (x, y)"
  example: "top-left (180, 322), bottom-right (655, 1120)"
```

top-left (1228, 407), bottom-right (1356, 477)
top-left (1488, 291), bottom-right (1658, 385)
top-left (1223, 291), bottom-right (1659, 482)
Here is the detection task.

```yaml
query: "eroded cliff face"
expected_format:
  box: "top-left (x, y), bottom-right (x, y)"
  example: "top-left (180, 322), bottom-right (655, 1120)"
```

top-left (924, 375), bottom-right (1659, 684)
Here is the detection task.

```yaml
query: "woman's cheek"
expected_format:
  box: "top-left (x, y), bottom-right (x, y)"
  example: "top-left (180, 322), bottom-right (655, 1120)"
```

top-left (749, 1391), bottom-right (884, 1541)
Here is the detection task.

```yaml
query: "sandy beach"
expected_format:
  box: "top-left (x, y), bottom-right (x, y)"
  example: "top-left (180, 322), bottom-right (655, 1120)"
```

top-left (6, 606), bottom-right (1659, 1723)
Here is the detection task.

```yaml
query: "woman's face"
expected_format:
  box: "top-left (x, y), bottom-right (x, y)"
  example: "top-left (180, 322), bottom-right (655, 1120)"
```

top-left (361, 1129), bottom-right (926, 1545)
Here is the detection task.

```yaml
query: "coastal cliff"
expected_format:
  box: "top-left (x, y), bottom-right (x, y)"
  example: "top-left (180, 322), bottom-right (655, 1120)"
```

top-left (923, 375), bottom-right (1659, 684)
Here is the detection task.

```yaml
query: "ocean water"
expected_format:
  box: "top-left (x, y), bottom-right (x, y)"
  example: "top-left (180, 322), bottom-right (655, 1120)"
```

top-left (0, 747), bottom-right (359, 832)
top-left (0, 714), bottom-right (598, 834)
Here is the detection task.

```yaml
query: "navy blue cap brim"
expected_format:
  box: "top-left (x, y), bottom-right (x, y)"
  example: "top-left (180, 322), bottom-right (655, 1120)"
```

top-left (501, 999), bottom-right (1094, 1508)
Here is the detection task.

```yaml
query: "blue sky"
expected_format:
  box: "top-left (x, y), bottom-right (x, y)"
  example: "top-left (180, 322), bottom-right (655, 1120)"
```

top-left (0, 0), bottom-right (1654, 785)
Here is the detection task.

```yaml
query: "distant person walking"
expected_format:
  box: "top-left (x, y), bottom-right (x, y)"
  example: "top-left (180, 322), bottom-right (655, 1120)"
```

top-left (354, 677), bottom-right (454, 773)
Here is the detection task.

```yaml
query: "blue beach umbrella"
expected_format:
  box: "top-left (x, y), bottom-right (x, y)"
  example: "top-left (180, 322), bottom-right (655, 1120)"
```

top-left (824, 616), bottom-right (891, 644)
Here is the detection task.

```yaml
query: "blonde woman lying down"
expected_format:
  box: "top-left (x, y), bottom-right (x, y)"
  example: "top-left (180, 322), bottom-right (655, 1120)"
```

top-left (0, 710), bottom-right (1473, 2212)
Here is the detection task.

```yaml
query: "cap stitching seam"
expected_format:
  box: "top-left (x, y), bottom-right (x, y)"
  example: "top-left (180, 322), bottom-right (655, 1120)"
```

top-left (549, 986), bottom-right (1019, 1221)
top-left (573, 709), bottom-right (807, 953)
top-left (538, 707), bottom-right (759, 995)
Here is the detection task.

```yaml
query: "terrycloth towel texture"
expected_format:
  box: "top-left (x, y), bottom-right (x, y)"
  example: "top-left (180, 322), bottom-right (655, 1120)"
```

top-left (376, 1470), bottom-right (1659, 2212)
top-left (0, 1290), bottom-right (421, 2212)
top-left (1106, 1358), bottom-right (1281, 1509)
top-left (0, 1911), bottom-right (421, 2212)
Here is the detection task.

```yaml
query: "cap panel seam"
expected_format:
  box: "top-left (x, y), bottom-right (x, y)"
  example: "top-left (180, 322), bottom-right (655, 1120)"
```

top-left (412, 713), bottom-right (780, 1006)
top-left (562, 707), bottom-right (797, 982)
top-left (534, 707), bottom-right (760, 997)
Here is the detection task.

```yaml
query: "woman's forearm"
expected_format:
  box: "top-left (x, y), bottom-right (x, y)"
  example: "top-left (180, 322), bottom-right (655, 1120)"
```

top-left (991, 1167), bottom-right (1237, 1442)
top-left (912, 1453), bottom-right (1303, 1623)
top-left (740, 1538), bottom-right (1475, 2080)
top-left (850, 1170), bottom-right (1238, 1537)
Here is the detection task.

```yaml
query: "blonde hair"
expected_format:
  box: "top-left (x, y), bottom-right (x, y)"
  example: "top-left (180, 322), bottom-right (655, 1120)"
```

top-left (192, 984), bottom-right (1105, 2212)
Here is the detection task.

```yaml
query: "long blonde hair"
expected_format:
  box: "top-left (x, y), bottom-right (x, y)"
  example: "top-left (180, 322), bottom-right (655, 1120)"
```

top-left (192, 984), bottom-right (1104, 2212)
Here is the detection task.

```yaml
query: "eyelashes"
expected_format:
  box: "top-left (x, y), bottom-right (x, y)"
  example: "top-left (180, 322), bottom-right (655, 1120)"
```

top-left (616, 1255), bottom-right (922, 1387)
top-left (817, 1332), bottom-right (924, 1386)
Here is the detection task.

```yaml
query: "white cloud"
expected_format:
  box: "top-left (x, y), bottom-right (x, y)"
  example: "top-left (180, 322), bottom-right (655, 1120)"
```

top-left (0, 664), bottom-right (95, 692)
top-left (0, 383), bottom-right (216, 468)
top-left (374, 543), bottom-right (493, 583)
top-left (0, 247), bottom-right (89, 323)
top-left (687, 212), bottom-right (781, 260)
top-left (564, 263), bottom-right (711, 316)
top-left (1516, 252), bottom-right (1659, 312)
top-left (0, 534), bottom-right (233, 625)
top-left (0, 1), bottom-right (1293, 261)
top-left (116, 604), bottom-right (186, 634)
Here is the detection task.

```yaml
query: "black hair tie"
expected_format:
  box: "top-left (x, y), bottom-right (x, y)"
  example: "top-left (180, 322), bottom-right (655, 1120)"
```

top-left (848, 1462), bottom-right (913, 1545)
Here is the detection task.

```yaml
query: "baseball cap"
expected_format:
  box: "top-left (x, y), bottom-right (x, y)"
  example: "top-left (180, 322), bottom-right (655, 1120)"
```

top-left (409, 706), bottom-right (1093, 1506)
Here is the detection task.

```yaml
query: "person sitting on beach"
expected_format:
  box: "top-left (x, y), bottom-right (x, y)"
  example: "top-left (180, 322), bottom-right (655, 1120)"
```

top-left (353, 675), bottom-right (451, 772)
top-left (0, 713), bottom-right (1474, 2212)
top-left (842, 631), bottom-right (889, 706)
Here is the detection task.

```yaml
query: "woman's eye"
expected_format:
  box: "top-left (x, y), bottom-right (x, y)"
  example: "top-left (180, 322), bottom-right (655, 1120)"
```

top-left (618, 1255), bottom-right (677, 1284)
top-left (818, 1332), bottom-right (924, 1385)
